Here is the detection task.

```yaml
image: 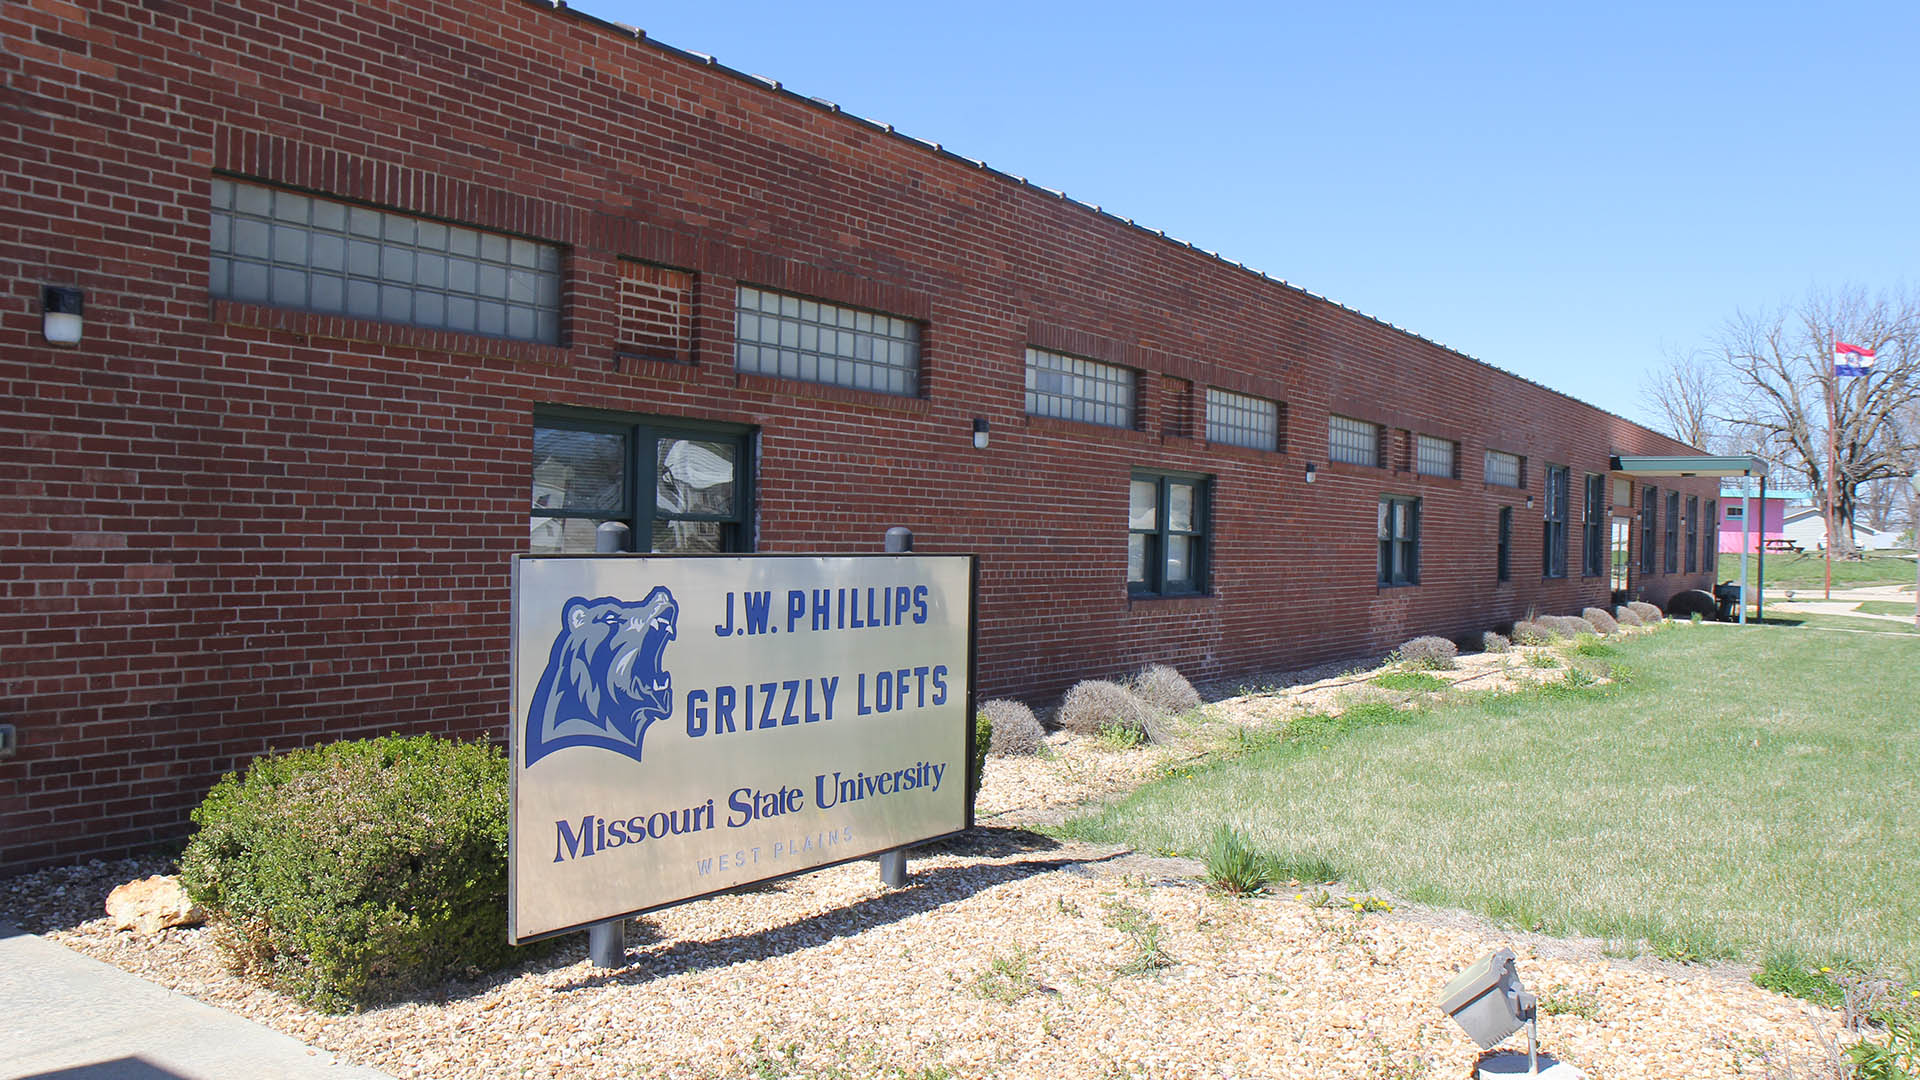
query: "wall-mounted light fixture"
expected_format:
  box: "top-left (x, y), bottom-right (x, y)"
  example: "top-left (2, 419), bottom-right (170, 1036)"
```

top-left (42, 285), bottom-right (84, 345)
top-left (972, 417), bottom-right (990, 450)
top-left (1526, 494), bottom-right (1535, 510)
top-left (1304, 461), bottom-right (1317, 484)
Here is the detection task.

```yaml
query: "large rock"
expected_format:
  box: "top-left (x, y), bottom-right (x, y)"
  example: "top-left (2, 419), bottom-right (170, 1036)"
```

top-left (105, 875), bottom-right (205, 935)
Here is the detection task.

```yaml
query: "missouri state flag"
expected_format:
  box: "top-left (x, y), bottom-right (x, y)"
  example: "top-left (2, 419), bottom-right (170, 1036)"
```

top-left (1835, 342), bottom-right (1876, 377)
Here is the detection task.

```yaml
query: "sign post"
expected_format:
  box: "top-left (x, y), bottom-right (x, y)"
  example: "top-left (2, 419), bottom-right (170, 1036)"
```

top-left (506, 547), bottom-right (975, 950)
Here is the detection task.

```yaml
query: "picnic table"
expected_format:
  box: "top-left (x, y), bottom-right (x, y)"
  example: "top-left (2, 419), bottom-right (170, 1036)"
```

top-left (1761, 538), bottom-right (1803, 554)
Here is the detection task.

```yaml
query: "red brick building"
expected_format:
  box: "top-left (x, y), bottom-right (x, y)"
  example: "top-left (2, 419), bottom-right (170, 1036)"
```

top-left (1, 0), bottom-right (1722, 869)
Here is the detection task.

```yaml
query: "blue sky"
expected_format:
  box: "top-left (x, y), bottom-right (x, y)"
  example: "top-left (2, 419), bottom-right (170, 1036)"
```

top-left (590, 1), bottom-right (1917, 424)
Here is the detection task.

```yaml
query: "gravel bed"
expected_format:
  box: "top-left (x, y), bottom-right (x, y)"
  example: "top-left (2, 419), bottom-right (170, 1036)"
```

top-left (1, 630), bottom-right (1845, 1079)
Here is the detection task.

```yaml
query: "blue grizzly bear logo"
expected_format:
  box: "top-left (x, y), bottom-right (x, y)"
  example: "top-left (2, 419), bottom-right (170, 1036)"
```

top-left (525, 589), bottom-right (679, 767)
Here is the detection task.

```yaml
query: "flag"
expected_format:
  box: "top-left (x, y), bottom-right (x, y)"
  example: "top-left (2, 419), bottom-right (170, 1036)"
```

top-left (1835, 342), bottom-right (1876, 377)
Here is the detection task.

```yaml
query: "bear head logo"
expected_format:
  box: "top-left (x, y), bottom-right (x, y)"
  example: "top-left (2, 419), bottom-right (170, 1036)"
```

top-left (524, 588), bottom-right (678, 767)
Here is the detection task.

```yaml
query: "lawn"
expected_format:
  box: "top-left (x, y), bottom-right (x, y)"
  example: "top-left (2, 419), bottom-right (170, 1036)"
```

top-left (1772, 612), bottom-right (1920, 635)
top-left (1753, 552), bottom-right (1916, 589)
top-left (1855, 600), bottom-right (1920, 618)
top-left (1064, 625), bottom-right (1920, 978)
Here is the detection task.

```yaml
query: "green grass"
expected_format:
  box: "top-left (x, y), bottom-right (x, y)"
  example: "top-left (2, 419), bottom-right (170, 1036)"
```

top-left (1757, 553), bottom-right (1917, 589)
top-left (1061, 627), bottom-right (1920, 979)
top-left (1374, 671), bottom-right (1449, 693)
top-left (1856, 601), bottom-right (1920, 617)
top-left (1769, 612), bottom-right (1920, 635)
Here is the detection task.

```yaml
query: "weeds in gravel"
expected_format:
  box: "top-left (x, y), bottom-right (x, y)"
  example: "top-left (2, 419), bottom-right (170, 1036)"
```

top-left (1104, 899), bottom-right (1175, 977)
top-left (1572, 638), bottom-right (1618, 658)
top-left (1374, 671), bottom-right (1449, 693)
top-left (1523, 651), bottom-right (1559, 668)
top-left (1094, 723), bottom-right (1146, 751)
top-left (971, 946), bottom-right (1041, 1005)
top-left (1202, 826), bottom-right (1267, 895)
top-left (1563, 667), bottom-right (1598, 688)
top-left (1539, 985), bottom-right (1603, 1021)
top-left (1757, 951), bottom-right (1853, 1009)
top-left (1363, 1037), bottom-right (1431, 1080)
top-left (1268, 852), bottom-right (1342, 886)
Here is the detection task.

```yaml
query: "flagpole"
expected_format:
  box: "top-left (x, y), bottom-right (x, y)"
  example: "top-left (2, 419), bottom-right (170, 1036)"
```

top-left (1825, 335), bottom-right (1835, 600)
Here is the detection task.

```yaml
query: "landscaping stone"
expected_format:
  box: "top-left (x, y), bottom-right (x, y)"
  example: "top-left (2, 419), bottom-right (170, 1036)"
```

top-left (104, 874), bottom-right (204, 935)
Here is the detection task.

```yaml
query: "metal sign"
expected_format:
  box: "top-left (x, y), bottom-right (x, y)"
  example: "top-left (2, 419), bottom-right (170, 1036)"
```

top-left (507, 553), bottom-right (975, 943)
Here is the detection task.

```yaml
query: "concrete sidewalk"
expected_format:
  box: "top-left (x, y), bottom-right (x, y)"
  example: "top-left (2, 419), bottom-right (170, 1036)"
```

top-left (0, 923), bottom-right (395, 1080)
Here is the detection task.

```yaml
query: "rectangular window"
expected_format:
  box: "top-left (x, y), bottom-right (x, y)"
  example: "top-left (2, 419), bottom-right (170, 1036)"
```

top-left (1379, 496), bottom-right (1421, 586)
top-left (1497, 506), bottom-right (1512, 583)
top-left (1205, 388), bottom-right (1281, 451)
top-left (1685, 495), bottom-right (1700, 573)
top-left (1542, 465), bottom-right (1569, 578)
top-left (1704, 499), bottom-right (1718, 575)
top-left (1641, 485), bottom-right (1658, 573)
top-left (1484, 449), bottom-right (1523, 487)
top-left (1128, 472), bottom-right (1208, 596)
top-left (1725, 503), bottom-right (1745, 520)
top-left (735, 286), bottom-right (921, 396)
top-left (209, 177), bottom-right (562, 343)
top-left (1665, 491), bottom-right (1680, 573)
top-left (1329, 415), bottom-right (1381, 467)
top-left (1582, 474), bottom-right (1606, 577)
top-left (532, 413), bottom-right (753, 555)
top-left (1415, 435), bottom-right (1457, 478)
top-left (1026, 347), bottom-right (1136, 428)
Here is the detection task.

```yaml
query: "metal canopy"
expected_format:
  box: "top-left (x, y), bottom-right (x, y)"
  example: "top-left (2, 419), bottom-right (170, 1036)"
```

top-left (1607, 454), bottom-right (1770, 478)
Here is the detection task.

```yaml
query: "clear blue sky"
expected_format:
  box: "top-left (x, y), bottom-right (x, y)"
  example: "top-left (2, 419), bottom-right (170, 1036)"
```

top-left (589, 0), bottom-right (1917, 424)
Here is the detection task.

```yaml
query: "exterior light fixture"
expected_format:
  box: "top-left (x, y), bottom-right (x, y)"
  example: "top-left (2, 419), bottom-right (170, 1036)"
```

top-left (1304, 461), bottom-right (1317, 484)
top-left (1437, 948), bottom-right (1585, 1078)
top-left (972, 418), bottom-right (990, 450)
top-left (1526, 494), bottom-right (1535, 510)
top-left (42, 285), bottom-right (84, 345)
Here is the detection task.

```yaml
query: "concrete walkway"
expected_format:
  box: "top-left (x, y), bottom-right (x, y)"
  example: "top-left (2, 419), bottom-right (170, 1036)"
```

top-left (0, 924), bottom-right (394, 1080)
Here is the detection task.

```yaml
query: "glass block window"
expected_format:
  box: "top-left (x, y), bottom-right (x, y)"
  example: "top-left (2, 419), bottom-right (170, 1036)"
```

top-left (1129, 472), bottom-right (1208, 596)
top-left (735, 286), bottom-right (920, 396)
top-left (1484, 449), bottom-right (1523, 487)
top-left (532, 413), bottom-right (752, 555)
top-left (1329, 415), bottom-right (1381, 466)
top-left (209, 178), bottom-right (561, 343)
top-left (1415, 435), bottom-right (1457, 478)
top-left (1205, 389), bottom-right (1280, 451)
top-left (1026, 347), bottom-right (1136, 428)
top-left (1378, 496), bottom-right (1420, 587)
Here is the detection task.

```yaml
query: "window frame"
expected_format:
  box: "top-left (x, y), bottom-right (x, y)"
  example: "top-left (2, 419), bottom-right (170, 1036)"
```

top-left (734, 285), bottom-right (923, 397)
top-left (1685, 495), bottom-right (1700, 573)
top-left (1204, 387), bottom-right (1282, 451)
top-left (1484, 449), bottom-right (1524, 488)
top-left (1414, 434), bottom-right (1457, 479)
top-left (531, 408), bottom-right (755, 555)
top-left (1128, 470), bottom-right (1211, 597)
top-left (1665, 491), bottom-right (1681, 573)
top-left (1329, 415), bottom-right (1383, 467)
top-left (1542, 464), bottom-right (1569, 579)
top-left (1378, 495), bottom-right (1422, 587)
top-left (1026, 347), bottom-right (1138, 429)
top-left (1582, 473), bottom-right (1606, 577)
top-left (1704, 498), bottom-right (1719, 576)
top-left (1640, 485), bottom-right (1658, 574)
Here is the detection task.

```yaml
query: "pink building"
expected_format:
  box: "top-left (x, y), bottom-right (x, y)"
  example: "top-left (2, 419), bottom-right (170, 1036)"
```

top-left (1719, 485), bottom-right (1813, 554)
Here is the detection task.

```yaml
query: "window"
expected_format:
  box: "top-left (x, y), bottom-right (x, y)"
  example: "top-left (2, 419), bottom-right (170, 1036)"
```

top-left (1542, 465), bottom-right (1568, 578)
top-left (209, 178), bottom-right (561, 343)
top-left (1704, 499), bottom-right (1718, 575)
top-left (1027, 347), bottom-right (1136, 428)
top-left (735, 286), bottom-right (921, 395)
top-left (1128, 473), bottom-right (1208, 595)
top-left (1415, 435), bottom-right (1457, 478)
top-left (1329, 415), bottom-right (1381, 467)
top-left (1497, 506), bottom-right (1512, 583)
top-left (1582, 474), bottom-right (1606, 577)
top-left (1725, 503), bottom-right (1745, 520)
top-left (1665, 491), bottom-right (1680, 573)
top-left (531, 413), bottom-right (752, 555)
top-left (1484, 449), bottom-right (1523, 487)
top-left (1205, 388), bottom-right (1281, 451)
top-left (1685, 495), bottom-right (1699, 573)
top-left (1640, 485), bottom-right (1658, 573)
top-left (1379, 496), bottom-right (1421, 586)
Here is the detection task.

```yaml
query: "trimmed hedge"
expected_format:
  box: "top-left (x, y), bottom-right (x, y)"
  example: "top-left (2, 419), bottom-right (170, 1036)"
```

top-left (178, 734), bottom-right (523, 1011)
top-left (1395, 635), bottom-right (1458, 670)
top-left (1581, 607), bottom-right (1621, 635)
top-left (1130, 664), bottom-right (1202, 714)
top-left (981, 698), bottom-right (1043, 757)
top-left (1057, 679), bottom-right (1169, 744)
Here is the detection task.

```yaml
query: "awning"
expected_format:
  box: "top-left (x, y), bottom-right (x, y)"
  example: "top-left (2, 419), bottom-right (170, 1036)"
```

top-left (1607, 454), bottom-right (1770, 478)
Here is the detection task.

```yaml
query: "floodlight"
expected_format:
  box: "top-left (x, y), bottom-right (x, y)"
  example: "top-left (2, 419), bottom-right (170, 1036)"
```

top-left (1437, 948), bottom-right (1585, 1078)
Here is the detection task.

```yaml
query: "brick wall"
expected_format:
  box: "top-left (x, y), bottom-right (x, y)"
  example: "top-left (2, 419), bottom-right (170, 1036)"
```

top-left (0, 0), bottom-right (1723, 869)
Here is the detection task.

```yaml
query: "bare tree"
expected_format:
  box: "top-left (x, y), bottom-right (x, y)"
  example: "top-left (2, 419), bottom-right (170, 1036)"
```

top-left (1637, 345), bottom-right (1731, 451)
top-left (1707, 286), bottom-right (1920, 556)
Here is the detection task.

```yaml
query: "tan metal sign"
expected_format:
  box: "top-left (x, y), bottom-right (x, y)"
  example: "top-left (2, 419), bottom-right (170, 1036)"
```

top-left (508, 553), bottom-right (975, 942)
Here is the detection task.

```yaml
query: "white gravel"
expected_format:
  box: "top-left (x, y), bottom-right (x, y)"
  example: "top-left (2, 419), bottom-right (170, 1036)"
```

top-left (2, 629), bottom-right (1847, 1079)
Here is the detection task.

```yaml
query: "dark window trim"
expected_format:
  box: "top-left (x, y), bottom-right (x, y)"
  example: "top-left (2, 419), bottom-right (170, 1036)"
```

top-left (1129, 469), bottom-right (1211, 597)
top-left (1704, 498), bottom-right (1719, 576)
top-left (532, 407), bottom-right (755, 553)
top-left (1640, 485), bottom-right (1658, 574)
top-left (1496, 505), bottom-right (1513, 583)
top-left (1665, 491), bottom-right (1680, 573)
top-left (1379, 494), bottom-right (1422, 587)
top-left (1685, 495), bottom-right (1700, 573)
top-left (1542, 464), bottom-right (1569, 579)
top-left (1581, 473), bottom-right (1606, 577)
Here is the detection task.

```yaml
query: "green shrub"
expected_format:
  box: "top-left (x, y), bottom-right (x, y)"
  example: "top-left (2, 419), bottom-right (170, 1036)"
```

top-left (1393, 635), bottom-right (1458, 670)
top-left (972, 711), bottom-right (992, 801)
top-left (1130, 664), bottom-right (1201, 714)
top-left (981, 698), bottom-right (1043, 756)
top-left (1202, 825), bottom-right (1268, 895)
top-left (178, 734), bottom-right (524, 1011)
